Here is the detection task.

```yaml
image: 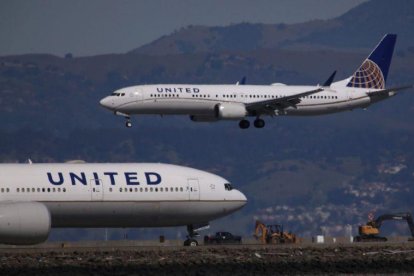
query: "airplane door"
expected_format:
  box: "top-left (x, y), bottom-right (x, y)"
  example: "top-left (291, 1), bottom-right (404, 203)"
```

top-left (90, 179), bottom-right (104, 201)
top-left (187, 179), bottom-right (200, 200)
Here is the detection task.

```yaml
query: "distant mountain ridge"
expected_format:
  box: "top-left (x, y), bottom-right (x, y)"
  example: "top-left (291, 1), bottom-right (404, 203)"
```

top-left (129, 0), bottom-right (414, 56)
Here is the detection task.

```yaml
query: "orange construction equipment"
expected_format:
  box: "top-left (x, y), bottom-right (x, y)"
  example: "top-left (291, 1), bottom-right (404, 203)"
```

top-left (254, 220), bottom-right (297, 244)
top-left (354, 212), bottom-right (414, 242)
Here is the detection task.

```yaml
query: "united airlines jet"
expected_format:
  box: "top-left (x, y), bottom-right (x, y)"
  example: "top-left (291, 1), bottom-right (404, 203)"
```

top-left (0, 162), bottom-right (246, 246)
top-left (100, 34), bottom-right (412, 129)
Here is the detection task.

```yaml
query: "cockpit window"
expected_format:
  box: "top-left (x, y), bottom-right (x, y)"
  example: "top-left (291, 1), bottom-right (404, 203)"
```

top-left (110, 92), bottom-right (125, 97)
top-left (224, 183), bottom-right (233, 191)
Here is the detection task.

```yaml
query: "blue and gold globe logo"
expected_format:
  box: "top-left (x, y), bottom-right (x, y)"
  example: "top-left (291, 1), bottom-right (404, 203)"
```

top-left (347, 59), bottom-right (385, 89)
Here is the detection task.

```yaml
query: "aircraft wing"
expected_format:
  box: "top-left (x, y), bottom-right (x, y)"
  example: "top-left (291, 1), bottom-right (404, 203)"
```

top-left (366, 85), bottom-right (413, 96)
top-left (245, 87), bottom-right (324, 114)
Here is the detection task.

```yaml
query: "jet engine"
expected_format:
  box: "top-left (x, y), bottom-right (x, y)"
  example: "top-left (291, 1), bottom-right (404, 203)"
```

top-left (214, 103), bottom-right (247, 120)
top-left (0, 202), bottom-right (51, 245)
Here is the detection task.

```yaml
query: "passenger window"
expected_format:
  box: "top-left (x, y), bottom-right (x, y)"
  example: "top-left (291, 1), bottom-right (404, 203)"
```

top-left (150, 187), bottom-right (153, 192)
top-left (180, 187), bottom-right (183, 192)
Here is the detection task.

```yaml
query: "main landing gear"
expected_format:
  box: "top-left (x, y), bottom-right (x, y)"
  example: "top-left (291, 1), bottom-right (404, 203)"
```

top-left (239, 118), bottom-right (265, 129)
top-left (254, 118), bottom-right (265, 128)
top-left (183, 224), bottom-right (199, 246)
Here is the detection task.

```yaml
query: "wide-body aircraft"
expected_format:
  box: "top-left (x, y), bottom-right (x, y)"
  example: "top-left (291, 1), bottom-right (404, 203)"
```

top-left (100, 34), bottom-right (412, 129)
top-left (0, 162), bottom-right (246, 246)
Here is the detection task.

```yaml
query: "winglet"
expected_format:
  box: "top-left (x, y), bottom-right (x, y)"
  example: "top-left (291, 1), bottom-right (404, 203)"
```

top-left (236, 76), bottom-right (246, 85)
top-left (323, 71), bottom-right (337, 87)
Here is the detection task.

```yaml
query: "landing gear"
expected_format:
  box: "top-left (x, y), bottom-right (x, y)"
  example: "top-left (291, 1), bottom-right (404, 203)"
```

top-left (183, 239), bottom-right (199, 246)
top-left (114, 111), bottom-right (132, 128)
top-left (125, 117), bottom-right (132, 128)
top-left (239, 119), bottom-right (250, 129)
top-left (254, 118), bottom-right (265, 128)
top-left (183, 224), bottom-right (199, 246)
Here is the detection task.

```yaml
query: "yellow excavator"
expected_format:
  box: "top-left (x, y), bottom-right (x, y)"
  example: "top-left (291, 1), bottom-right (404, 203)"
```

top-left (354, 212), bottom-right (414, 242)
top-left (254, 220), bottom-right (297, 244)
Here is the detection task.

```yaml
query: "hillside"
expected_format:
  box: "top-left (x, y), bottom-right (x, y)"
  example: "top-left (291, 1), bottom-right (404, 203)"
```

top-left (129, 0), bottom-right (414, 56)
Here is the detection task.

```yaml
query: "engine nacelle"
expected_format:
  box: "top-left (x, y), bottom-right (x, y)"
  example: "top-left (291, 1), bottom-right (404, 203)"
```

top-left (0, 202), bottom-right (51, 245)
top-left (214, 103), bottom-right (247, 120)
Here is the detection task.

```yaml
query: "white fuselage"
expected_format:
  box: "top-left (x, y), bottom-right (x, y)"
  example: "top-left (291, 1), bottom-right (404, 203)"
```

top-left (0, 163), bottom-right (246, 228)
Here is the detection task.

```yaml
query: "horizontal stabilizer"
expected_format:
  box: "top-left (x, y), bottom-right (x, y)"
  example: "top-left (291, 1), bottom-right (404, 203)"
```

top-left (366, 84), bottom-right (413, 96)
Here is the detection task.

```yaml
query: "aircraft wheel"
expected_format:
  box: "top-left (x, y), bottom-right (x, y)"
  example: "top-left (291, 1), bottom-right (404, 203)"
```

top-left (184, 238), bottom-right (198, 246)
top-left (239, 119), bottom-right (250, 129)
top-left (254, 119), bottom-right (265, 128)
top-left (125, 121), bottom-right (132, 128)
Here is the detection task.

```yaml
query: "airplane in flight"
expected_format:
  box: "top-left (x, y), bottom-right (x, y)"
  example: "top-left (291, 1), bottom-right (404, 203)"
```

top-left (0, 162), bottom-right (246, 246)
top-left (100, 34), bottom-right (412, 129)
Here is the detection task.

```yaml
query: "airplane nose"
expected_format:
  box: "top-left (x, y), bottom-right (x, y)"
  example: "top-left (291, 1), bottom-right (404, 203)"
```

top-left (233, 190), bottom-right (247, 210)
top-left (99, 97), bottom-right (111, 109)
top-left (239, 190), bottom-right (247, 205)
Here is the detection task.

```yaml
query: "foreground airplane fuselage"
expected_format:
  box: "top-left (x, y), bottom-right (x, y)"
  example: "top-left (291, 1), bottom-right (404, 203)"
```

top-left (100, 34), bottom-right (412, 129)
top-left (0, 163), bottom-right (246, 245)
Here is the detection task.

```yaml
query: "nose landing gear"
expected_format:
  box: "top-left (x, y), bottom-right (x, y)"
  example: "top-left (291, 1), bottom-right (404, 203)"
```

top-left (125, 118), bottom-right (132, 128)
top-left (114, 111), bottom-right (132, 128)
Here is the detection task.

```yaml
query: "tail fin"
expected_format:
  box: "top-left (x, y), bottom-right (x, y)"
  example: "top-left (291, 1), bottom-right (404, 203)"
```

top-left (346, 34), bottom-right (397, 89)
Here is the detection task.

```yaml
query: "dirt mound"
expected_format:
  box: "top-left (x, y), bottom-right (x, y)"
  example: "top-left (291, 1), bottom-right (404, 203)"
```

top-left (1, 244), bottom-right (414, 275)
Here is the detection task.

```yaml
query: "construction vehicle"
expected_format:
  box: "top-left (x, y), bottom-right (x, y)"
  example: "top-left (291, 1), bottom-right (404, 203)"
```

top-left (354, 212), bottom-right (414, 242)
top-left (254, 220), bottom-right (297, 244)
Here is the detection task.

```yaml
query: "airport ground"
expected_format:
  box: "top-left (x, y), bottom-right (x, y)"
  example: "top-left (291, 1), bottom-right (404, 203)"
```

top-left (1, 240), bottom-right (414, 275)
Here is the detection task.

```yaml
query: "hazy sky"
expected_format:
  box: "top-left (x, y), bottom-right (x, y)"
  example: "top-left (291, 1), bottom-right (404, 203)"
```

top-left (0, 0), bottom-right (367, 57)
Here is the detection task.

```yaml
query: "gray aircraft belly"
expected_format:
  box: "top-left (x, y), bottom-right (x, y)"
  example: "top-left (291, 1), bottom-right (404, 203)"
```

top-left (125, 99), bottom-right (217, 115)
top-left (44, 201), bottom-right (241, 227)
